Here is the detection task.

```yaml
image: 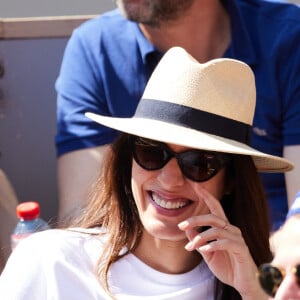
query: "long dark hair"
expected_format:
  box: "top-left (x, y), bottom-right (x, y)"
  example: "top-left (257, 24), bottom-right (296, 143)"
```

top-left (72, 133), bottom-right (272, 300)
top-left (215, 154), bottom-right (272, 299)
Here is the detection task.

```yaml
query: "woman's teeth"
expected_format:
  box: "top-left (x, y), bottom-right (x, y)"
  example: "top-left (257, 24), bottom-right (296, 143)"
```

top-left (152, 193), bottom-right (189, 209)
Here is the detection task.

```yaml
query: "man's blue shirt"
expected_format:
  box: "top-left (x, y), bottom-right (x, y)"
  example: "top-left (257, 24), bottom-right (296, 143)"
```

top-left (55, 0), bottom-right (300, 229)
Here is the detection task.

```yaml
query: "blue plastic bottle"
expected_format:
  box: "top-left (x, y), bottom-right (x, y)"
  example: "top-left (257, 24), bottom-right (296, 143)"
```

top-left (11, 201), bottom-right (50, 250)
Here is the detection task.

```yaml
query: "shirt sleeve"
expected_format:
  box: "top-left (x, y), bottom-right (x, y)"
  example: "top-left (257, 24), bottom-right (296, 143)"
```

top-left (0, 229), bottom-right (104, 299)
top-left (55, 21), bottom-right (117, 157)
top-left (0, 233), bottom-right (48, 299)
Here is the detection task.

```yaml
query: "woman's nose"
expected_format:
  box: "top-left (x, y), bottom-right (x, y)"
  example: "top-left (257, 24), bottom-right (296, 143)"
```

top-left (274, 274), bottom-right (300, 300)
top-left (157, 157), bottom-right (185, 187)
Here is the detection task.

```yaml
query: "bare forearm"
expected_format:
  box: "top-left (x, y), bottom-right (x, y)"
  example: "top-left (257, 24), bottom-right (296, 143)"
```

top-left (284, 145), bottom-right (300, 207)
top-left (57, 146), bottom-right (109, 221)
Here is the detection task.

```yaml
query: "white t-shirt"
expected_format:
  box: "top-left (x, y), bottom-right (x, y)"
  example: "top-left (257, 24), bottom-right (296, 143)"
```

top-left (0, 229), bottom-right (215, 299)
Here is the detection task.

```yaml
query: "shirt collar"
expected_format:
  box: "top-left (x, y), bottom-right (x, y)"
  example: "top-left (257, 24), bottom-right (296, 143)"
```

top-left (130, 0), bottom-right (257, 67)
top-left (131, 22), bottom-right (160, 64)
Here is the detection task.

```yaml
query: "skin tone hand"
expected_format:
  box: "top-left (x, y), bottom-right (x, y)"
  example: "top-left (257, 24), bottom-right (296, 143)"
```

top-left (178, 186), bottom-right (267, 300)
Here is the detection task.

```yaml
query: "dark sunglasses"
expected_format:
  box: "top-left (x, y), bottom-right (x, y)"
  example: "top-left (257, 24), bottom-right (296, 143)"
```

top-left (130, 136), bottom-right (231, 182)
top-left (258, 263), bottom-right (300, 297)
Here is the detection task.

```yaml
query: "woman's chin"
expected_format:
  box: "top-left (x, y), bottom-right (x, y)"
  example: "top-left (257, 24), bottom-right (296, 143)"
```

top-left (143, 221), bottom-right (187, 242)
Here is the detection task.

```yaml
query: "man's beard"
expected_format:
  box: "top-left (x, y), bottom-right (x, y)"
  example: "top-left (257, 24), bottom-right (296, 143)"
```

top-left (114, 0), bottom-right (195, 27)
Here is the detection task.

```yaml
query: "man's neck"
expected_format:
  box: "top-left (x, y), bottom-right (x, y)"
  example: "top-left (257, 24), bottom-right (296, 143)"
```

top-left (139, 0), bottom-right (231, 62)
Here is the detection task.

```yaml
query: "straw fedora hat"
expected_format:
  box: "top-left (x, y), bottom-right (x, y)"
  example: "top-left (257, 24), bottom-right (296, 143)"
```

top-left (86, 47), bottom-right (293, 172)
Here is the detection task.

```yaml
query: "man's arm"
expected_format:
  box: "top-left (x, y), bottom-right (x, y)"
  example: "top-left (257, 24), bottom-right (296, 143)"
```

top-left (0, 169), bottom-right (18, 271)
top-left (284, 145), bottom-right (300, 207)
top-left (57, 145), bottom-right (109, 222)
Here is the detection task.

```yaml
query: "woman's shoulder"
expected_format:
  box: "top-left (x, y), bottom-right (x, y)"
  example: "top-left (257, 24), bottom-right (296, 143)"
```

top-left (9, 228), bottom-right (106, 266)
top-left (0, 228), bottom-right (109, 299)
top-left (18, 226), bottom-right (100, 241)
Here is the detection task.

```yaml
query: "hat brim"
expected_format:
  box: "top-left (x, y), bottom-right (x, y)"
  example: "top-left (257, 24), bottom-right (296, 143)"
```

top-left (86, 112), bottom-right (294, 173)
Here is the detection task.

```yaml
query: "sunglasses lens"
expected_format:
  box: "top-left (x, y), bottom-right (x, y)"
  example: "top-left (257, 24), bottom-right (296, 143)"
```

top-left (132, 137), bottom-right (230, 182)
top-left (258, 264), bottom-right (283, 297)
top-left (133, 139), bottom-right (168, 170)
top-left (179, 152), bottom-right (220, 182)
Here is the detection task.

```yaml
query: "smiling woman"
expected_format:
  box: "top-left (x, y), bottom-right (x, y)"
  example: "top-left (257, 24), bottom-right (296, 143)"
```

top-left (0, 47), bottom-right (293, 300)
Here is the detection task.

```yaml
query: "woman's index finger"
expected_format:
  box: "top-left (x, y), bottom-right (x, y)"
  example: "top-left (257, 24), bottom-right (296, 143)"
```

top-left (195, 185), bottom-right (227, 220)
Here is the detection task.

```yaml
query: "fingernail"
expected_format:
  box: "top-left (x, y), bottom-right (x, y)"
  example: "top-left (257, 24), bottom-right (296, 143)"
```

top-left (178, 221), bottom-right (188, 230)
top-left (185, 241), bottom-right (193, 251)
top-left (199, 244), bottom-right (211, 252)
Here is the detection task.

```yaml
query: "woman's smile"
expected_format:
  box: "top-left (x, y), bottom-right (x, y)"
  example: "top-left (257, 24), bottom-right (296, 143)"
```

top-left (150, 191), bottom-right (192, 210)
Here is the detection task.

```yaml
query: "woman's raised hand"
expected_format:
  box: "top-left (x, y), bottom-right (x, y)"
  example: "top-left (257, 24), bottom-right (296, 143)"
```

top-left (178, 186), bottom-right (267, 300)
